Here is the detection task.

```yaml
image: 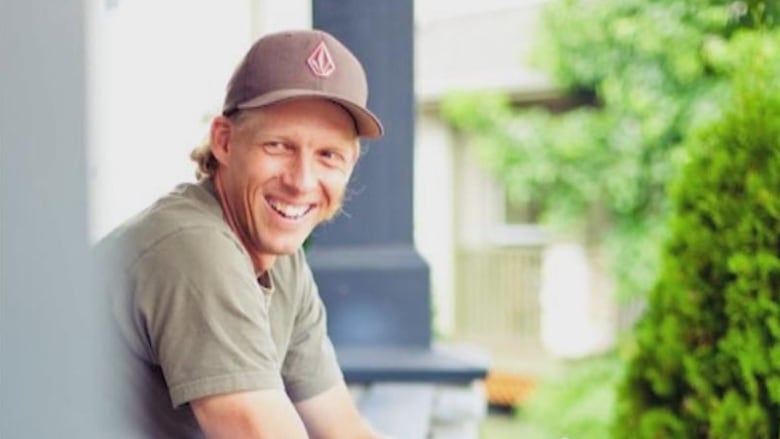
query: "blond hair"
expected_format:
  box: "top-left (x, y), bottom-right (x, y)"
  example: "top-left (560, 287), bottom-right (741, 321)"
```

top-left (190, 141), bottom-right (217, 180)
top-left (190, 111), bottom-right (252, 180)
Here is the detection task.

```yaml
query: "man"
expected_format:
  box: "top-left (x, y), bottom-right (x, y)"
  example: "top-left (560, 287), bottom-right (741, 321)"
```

top-left (98, 29), bottom-right (387, 438)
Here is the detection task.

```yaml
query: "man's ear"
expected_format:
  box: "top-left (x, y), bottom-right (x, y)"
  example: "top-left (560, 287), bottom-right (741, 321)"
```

top-left (209, 116), bottom-right (233, 166)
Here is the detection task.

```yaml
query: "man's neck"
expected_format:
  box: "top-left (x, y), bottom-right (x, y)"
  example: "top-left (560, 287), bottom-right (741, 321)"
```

top-left (211, 173), bottom-right (276, 276)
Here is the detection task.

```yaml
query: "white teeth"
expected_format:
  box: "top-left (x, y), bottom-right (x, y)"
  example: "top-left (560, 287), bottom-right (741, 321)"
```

top-left (268, 199), bottom-right (310, 219)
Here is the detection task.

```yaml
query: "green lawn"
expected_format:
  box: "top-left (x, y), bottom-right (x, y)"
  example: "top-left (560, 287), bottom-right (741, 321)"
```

top-left (480, 412), bottom-right (549, 439)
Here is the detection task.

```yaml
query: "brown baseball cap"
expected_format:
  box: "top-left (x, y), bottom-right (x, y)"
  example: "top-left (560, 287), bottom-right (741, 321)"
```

top-left (222, 29), bottom-right (384, 138)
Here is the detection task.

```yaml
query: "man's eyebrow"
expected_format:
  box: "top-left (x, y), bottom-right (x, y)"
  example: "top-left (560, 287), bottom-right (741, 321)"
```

top-left (322, 140), bottom-right (355, 149)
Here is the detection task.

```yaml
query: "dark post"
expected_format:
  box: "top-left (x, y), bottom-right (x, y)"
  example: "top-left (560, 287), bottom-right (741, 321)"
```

top-left (310, 0), bottom-right (486, 382)
top-left (309, 0), bottom-right (430, 348)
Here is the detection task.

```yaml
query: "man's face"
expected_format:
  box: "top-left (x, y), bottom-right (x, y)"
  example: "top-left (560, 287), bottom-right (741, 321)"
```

top-left (213, 98), bottom-right (359, 261)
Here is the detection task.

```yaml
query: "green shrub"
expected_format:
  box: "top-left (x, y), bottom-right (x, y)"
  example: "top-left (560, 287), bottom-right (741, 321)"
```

top-left (615, 31), bottom-right (780, 438)
top-left (519, 354), bottom-right (624, 439)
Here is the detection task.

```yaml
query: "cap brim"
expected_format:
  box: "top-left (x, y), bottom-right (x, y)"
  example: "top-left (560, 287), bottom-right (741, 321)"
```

top-left (232, 89), bottom-right (384, 139)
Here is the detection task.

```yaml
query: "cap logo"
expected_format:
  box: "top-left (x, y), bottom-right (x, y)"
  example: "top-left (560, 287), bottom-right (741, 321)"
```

top-left (307, 41), bottom-right (336, 78)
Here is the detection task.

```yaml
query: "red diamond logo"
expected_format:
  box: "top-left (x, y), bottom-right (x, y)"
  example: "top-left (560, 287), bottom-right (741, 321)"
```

top-left (307, 41), bottom-right (336, 77)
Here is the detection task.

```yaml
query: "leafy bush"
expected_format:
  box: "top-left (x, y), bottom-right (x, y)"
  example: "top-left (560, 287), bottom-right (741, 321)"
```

top-left (615, 30), bottom-right (780, 438)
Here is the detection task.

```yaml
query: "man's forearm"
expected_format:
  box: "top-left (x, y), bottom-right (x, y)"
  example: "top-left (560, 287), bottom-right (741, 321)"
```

top-left (295, 383), bottom-right (397, 439)
top-left (192, 389), bottom-right (308, 439)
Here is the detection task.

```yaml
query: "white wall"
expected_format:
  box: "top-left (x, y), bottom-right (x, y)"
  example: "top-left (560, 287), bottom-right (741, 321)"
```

top-left (89, 0), bottom-right (310, 240)
top-left (415, 0), bottom-right (553, 101)
top-left (540, 243), bottom-right (616, 357)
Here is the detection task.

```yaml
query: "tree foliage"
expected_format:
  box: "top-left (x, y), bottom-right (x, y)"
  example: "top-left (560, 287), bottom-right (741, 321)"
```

top-left (440, 0), bottom-right (778, 301)
top-left (615, 30), bottom-right (780, 438)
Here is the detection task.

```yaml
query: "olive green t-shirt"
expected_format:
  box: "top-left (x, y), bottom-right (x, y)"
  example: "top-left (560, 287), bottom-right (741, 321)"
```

top-left (97, 180), bottom-right (342, 438)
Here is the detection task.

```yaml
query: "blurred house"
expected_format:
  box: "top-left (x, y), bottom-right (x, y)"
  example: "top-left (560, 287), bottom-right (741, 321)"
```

top-left (414, 0), bottom-right (617, 366)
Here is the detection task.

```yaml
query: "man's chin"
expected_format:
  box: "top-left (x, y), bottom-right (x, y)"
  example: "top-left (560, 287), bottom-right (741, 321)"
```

top-left (264, 240), bottom-right (308, 256)
top-left (255, 229), bottom-right (313, 255)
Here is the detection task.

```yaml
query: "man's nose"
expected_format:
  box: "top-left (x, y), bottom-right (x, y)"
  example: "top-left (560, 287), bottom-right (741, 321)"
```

top-left (282, 154), bottom-right (317, 193)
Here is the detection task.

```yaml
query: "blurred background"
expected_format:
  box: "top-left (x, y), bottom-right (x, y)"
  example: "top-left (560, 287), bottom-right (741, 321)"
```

top-left (4, 0), bottom-right (779, 437)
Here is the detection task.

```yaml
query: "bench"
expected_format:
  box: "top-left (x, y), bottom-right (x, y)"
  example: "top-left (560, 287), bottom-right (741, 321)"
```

top-left (351, 381), bottom-right (485, 439)
top-left (340, 344), bottom-right (489, 439)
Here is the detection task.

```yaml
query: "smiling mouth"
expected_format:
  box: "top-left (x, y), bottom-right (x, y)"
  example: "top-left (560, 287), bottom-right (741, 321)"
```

top-left (266, 197), bottom-right (315, 220)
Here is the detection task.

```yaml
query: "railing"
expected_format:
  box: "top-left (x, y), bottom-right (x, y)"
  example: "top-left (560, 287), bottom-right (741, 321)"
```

top-left (454, 246), bottom-right (544, 351)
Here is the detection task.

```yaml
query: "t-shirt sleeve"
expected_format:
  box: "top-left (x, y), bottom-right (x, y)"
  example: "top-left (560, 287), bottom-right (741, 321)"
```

top-left (280, 253), bottom-right (344, 402)
top-left (131, 228), bottom-right (284, 408)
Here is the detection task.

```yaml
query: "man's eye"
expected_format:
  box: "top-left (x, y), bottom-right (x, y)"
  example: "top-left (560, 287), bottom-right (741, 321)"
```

top-left (320, 150), bottom-right (345, 163)
top-left (263, 142), bottom-right (289, 154)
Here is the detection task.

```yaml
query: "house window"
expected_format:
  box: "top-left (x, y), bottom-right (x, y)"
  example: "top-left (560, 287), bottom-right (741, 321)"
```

top-left (504, 191), bottom-right (543, 225)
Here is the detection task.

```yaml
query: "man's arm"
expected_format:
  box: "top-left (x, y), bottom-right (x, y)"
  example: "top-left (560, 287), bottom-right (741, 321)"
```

top-left (295, 382), bottom-right (391, 439)
top-left (191, 389), bottom-right (308, 439)
top-left (191, 384), bottom-right (390, 439)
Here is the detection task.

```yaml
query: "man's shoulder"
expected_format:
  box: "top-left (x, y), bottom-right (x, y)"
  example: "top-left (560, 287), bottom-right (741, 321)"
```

top-left (146, 179), bottom-right (224, 224)
top-left (97, 181), bottom-right (240, 267)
